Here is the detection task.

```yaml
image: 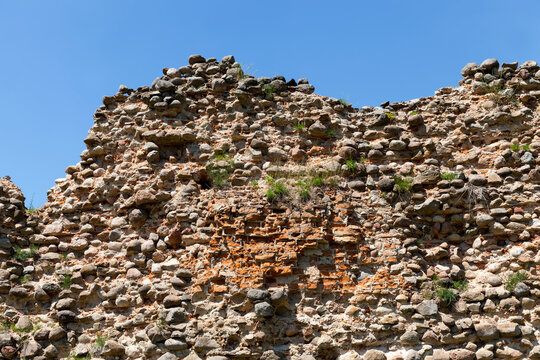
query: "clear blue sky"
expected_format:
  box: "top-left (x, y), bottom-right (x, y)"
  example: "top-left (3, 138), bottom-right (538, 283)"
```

top-left (1, 1), bottom-right (539, 207)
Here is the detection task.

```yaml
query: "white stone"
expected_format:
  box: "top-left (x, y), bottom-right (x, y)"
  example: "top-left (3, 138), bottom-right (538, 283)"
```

top-left (110, 217), bottom-right (127, 228)
top-left (416, 300), bottom-right (438, 316)
top-left (509, 247), bottom-right (524, 257)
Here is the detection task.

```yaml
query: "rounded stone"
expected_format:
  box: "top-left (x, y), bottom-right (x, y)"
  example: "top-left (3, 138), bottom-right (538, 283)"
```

top-left (399, 330), bottom-right (419, 345)
top-left (363, 349), bottom-right (387, 360)
top-left (254, 302), bottom-right (274, 317)
top-left (415, 300), bottom-right (438, 316)
top-left (480, 58), bottom-right (499, 72)
top-left (188, 54), bottom-right (206, 65)
top-left (247, 289), bottom-right (269, 301)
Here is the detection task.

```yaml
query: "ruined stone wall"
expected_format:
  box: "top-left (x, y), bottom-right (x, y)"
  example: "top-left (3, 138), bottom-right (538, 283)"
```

top-left (2, 56), bottom-right (540, 360)
top-left (0, 177), bottom-right (26, 237)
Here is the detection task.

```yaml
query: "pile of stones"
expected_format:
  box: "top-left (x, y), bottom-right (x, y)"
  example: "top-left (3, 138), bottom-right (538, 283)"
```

top-left (3, 55), bottom-right (540, 359)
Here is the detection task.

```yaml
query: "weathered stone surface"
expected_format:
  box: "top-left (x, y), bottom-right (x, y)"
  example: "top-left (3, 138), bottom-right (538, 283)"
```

top-left (57, 310), bottom-right (77, 323)
top-left (461, 289), bottom-right (484, 302)
top-left (101, 340), bottom-right (125, 356)
top-left (474, 322), bottom-right (499, 341)
top-left (158, 353), bottom-right (179, 360)
top-left (400, 331), bottom-right (419, 345)
top-left (255, 302), bottom-right (274, 317)
top-left (432, 349), bottom-right (450, 360)
top-left (495, 346), bottom-right (523, 359)
top-left (448, 349), bottom-right (475, 360)
top-left (416, 300), bottom-right (438, 316)
top-left (194, 336), bottom-right (220, 351)
top-left (530, 346), bottom-right (540, 359)
top-left (20, 340), bottom-right (42, 358)
top-left (15, 315), bottom-right (33, 332)
top-left (362, 350), bottom-right (387, 360)
top-left (497, 321), bottom-right (521, 337)
top-left (48, 327), bottom-right (66, 342)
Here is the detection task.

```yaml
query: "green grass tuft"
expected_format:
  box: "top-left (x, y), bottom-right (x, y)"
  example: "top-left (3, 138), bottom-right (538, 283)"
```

top-left (262, 84), bottom-right (275, 100)
top-left (208, 168), bottom-right (230, 188)
top-left (61, 274), bottom-right (72, 290)
top-left (1, 321), bottom-right (40, 334)
top-left (487, 85), bottom-right (518, 105)
top-left (266, 189), bottom-right (276, 202)
top-left (435, 287), bottom-right (458, 305)
top-left (70, 355), bottom-right (90, 360)
top-left (310, 176), bottom-right (324, 187)
top-left (13, 245), bottom-right (38, 262)
top-left (505, 271), bottom-right (527, 292)
top-left (95, 334), bottom-right (108, 349)
top-left (394, 175), bottom-right (413, 193)
top-left (206, 159), bottom-right (233, 188)
top-left (299, 188), bottom-right (310, 200)
top-left (296, 180), bottom-right (311, 201)
top-left (272, 182), bottom-right (288, 196)
top-left (440, 172), bottom-right (458, 181)
top-left (345, 160), bottom-right (357, 172)
top-left (266, 180), bottom-right (289, 202)
top-left (234, 64), bottom-right (246, 80)
top-left (510, 143), bottom-right (530, 152)
top-left (452, 280), bottom-right (468, 291)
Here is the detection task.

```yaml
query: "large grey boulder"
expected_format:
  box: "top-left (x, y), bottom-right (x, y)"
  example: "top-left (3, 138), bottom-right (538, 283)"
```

top-left (416, 300), bottom-right (438, 316)
top-left (363, 349), bottom-right (387, 360)
top-left (474, 322), bottom-right (499, 341)
top-left (255, 302), bottom-right (274, 317)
